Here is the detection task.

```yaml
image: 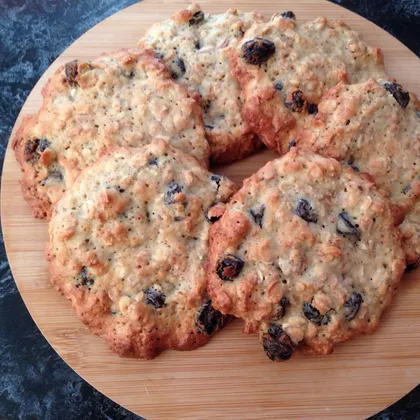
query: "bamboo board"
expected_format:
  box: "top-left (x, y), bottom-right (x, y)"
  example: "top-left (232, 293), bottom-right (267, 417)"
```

top-left (2, 1), bottom-right (420, 418)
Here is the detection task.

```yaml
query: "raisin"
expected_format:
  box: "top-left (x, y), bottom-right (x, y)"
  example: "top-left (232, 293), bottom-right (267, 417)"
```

top-left (164, 181), bottom-right (184, 204)
top-left (281, 11), bottom-right (296, 19)
top-left (344, 292), bottom-right (363, 321)
top-left (38, 139), bottom-right (50, 152)
top-left (307, 103), bottom-right (318, 114)
top-left (285, 90), bottom-right (305, 112)
top-left (273, 296), bottom-right (290, 320)
top-left (303, 302), bottom-right (323, 325)
top-left (197, 301), bottom-right (228, 335)
top-left (211, 174), bottom-right (222, 194)
top-left (416, 111), bottom-right (420, 119)
top-left (216, 255), bottom-right (244, 281)
top-left (65, 60), bottom-right (79, 86)
top-left (77, 267), bottom-right (94, 287)
top-left (274, 80), bottom-right (284, 91)
top-left (148, 156), bottom-right (158, 166)
top-left (169, 55), bottom-right (186, 80)
top-left (262, 324), bottom-right (294, 361)
top-left (383, 82), bottom-right (410, 108)
top-left (337, 211), bottom-right (361, 240)
top-left (174, 216), bottom-right (184, 222)
top-left (195, 41), bottom-right (201, 50)
top-left (205, 202), bottom-right (223, 224)
top-left (204, 124), bottom-right (214, 130)
top-left (249, 204), bottom-right (265, 228)
top-left (405, 260), bottom-right (419, 272)
top-left (241, 38), bottom-right (275, 65)
top-left (144, 287), bottom-right (166, 308)
top-left (288, 140), bottom-right (297, 149)
top-left (189, 10), bottom-right (204, 25)
top-left (296, 199), bottom-right (317, 223)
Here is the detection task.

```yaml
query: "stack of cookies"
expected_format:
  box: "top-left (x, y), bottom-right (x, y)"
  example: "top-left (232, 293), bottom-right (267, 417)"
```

top-left (13, 4), bottom-right (418, 361)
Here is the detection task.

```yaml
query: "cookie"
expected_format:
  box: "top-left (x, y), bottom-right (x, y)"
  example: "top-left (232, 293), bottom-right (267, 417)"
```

top-left (230, 12), bottom-right (388, 155)
top-left (13, 48), bottom-right (209, 219)
top-left (139, 4), bottom-right (266, 164)
top-left (296, 79), bottom-right (420, 267)
top-left (46, 139), bottom-right (237, 359)
top-left (400, 201), bottom-right (420, 270)
top-left (207, 149), bottom-right (405, 361)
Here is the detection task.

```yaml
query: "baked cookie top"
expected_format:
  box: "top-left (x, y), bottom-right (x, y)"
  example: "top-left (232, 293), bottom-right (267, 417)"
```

top-left (296, 79), bottom-right (420, 265)
top-left (207, 149), bottom-right (405, 361)
top-left (230, 12), bottom-right (388, 154)
top-left (139, 4), bottom-right (266, 163)
top-left (13, 48), bottom-right (209, 219)
top-left (47, 139), bottom-right (237, 359)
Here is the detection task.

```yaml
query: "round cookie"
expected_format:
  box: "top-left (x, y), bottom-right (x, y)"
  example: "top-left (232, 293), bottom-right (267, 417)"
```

top-left (46, 139), bottom-right (237, 359)
top-left (230, 12), bottom-right (388, 155)
top-left (207, 149), bottom-right (405, 361)
top-left (296, 79), bottom-right (420, 267)
top-left (13, 48), bottom-right (209, 219)
top-left (139, 4), bottom-right (266, 164)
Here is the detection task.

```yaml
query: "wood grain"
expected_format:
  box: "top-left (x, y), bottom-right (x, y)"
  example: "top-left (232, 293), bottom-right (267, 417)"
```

top-left (2, 1), bottom-right (419, 418)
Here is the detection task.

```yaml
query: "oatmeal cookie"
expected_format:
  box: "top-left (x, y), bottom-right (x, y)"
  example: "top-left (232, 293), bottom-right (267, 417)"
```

top-left (207, 149), bottom-right (405, 360)
top-left (13, 48), bottom-right (209, 219)
top-left (47, 139), bottom-right (237, 359)
top-left (231, 11), bottom-right (388, 154)
top-left (296, 79), bottom-right (420, 266)
top-left (139, 4), bottom-right (265, 163)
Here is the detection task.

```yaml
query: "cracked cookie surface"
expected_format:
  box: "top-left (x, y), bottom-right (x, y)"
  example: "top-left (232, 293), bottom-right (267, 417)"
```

top-left (13, 48), bottom-right (209, 219)
top-left (207, 149), bottom-right (405, 360)
top-left (47, 139), bottom-right (237, 359)
top-left (231, 12), bottom-right (388, 155)
top-left (139, 3), bottom-right (266, 163)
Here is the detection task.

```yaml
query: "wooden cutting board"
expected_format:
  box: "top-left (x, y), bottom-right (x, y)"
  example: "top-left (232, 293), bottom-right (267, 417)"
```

top-left (2, 0), bottom-right (419, 418)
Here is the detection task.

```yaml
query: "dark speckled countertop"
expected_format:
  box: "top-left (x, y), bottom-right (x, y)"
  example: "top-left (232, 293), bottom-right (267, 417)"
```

top-left (0, 1), bottom-right (419, 419)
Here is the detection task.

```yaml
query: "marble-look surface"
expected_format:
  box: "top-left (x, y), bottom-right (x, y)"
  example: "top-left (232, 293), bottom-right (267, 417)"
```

top-left (0, 0), bottom-right (418, 418)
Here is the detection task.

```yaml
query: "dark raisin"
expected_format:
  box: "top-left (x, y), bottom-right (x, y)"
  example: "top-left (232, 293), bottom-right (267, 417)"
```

top-left (197, 301), bottom-right (228, 335)
top-left (38, 138), bottom-right (50, 152)
top-left (169, 55), bottom-right (186, 80)
top-left (274, 80), bottom-right (284, 91)
top-left (216, 255), bottom-right (244, 281)
top-left (337, 211), bottom-right (361, 240)
top-left (296, 199), bottom-right (317, 223)
top-left (249, 204), bottom-right (266, 228)
top-left (77, 267), bottom-right (94, 287)
top-left (273, 296), bottom-right (290, 320)
top-left (285, 90), bottom-right (305, 112)
top-left (262, 324), bottom-right (294, 361)
top-left (288, 140), bottom-right (297, 149)
top-left (416, 111), bottom-right (420, 119)
top-left (25, 139), bottom-right (39, 154)
top-left (383, 82), bottom-right (410, 108)
top-left (204, 124), bottom-right (214, 130)
top-left (205, 202), bottom-right (223, 224)
top-left (344, 292), bottom-right (363, 321)
top-left (405, 260), bottom-right (418, 273)
top-left (174, 216), bottom-right (184, 222)
top-left (241, 38), bottom-right (275, 65)
top-left (65, 60), bottom-right (79, 86)
top-left (302, 301), bottom-right (324, 325)
top-left (154, 50), bottom-right (164, 60)
top-left (211, 174), bottom-right (221, 186)
top-left (307, 103), bottom-right (318, 115)
top-left (148, 156), bottom-right (158, 166)
top-left (144, 287), bottom-right (166, 308)
top-left (281, 11), bottom-right (296, 19)
top-left (118, 187), bottom-right (125, 193)
top-left (189, 10), bottom-right (204, 25)
top-left (195, 41), bottom-right (201, 50)
top-left (164, 181), bottom-right (184, 205)
top-left (211, 174), bottom-right (222, 194)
